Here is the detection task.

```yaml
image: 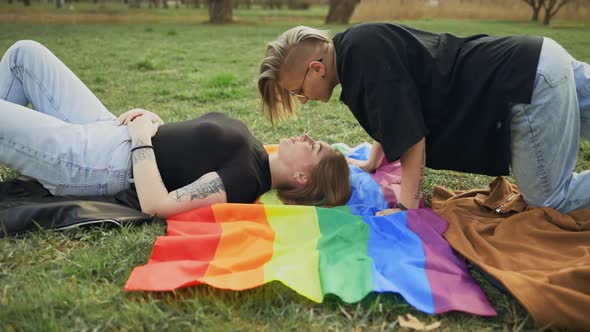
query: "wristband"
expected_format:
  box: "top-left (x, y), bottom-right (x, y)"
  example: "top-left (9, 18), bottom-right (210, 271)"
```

top-left (397, 202), bottom-right (408, 211)
top-left (131, 145), bottom-right (154, 152)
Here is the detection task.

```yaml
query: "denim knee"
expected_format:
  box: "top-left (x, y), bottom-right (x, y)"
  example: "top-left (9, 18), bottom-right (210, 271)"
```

top-left (6, 40), bottom-right (48, 69)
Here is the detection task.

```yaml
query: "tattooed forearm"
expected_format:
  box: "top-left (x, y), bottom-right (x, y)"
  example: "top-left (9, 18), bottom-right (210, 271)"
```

top-left (132, 137), bottom-right (147, 148)
top-left (131, 138), bottom-right (155, 164)
top-left (132, 148), bottom-right (154, 164)
top-left (174, 177), bottom-right (225, 201)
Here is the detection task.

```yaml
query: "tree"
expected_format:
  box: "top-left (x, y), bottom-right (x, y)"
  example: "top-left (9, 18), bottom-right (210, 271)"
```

top-left (288, 0), bottom-right (310, 10)
top-left (542, 0), bottom-right (571, 25)
top-left (128, 0), bottom-right (141, 8)
top-left (261, 0), bottom-right (283, 9)
top-left (521, 0), bottom-right (544, 21)
top-left (208, 0), bottom-right (233, 23)
top-left (325, 0), bottom-right (359, 24)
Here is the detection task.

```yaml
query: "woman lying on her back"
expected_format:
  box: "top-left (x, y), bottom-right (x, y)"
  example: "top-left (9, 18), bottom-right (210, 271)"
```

top-left (0, 40), bottom-right (351, 218)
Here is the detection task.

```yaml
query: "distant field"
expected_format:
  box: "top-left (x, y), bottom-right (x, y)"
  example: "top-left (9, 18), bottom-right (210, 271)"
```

top-left (355, 0), bottom-right (590, 22)
top-left (0, 7), bottom-right (589, 331)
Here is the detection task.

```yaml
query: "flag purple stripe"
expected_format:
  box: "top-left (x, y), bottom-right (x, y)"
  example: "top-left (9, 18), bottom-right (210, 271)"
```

top-left (406, 209), bottom-right (497, 315)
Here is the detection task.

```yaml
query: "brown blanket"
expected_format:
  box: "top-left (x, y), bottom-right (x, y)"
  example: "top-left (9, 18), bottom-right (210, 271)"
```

top-left (432, 177), bottom-right (590, 330)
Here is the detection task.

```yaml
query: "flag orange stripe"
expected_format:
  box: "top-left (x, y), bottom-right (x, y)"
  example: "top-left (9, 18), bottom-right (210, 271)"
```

top-left (200, 204), bottom-right (272, 288)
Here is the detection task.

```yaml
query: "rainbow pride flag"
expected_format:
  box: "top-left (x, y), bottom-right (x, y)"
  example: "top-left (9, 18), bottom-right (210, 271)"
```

top-left (125, 144), bottom-right (496, 316)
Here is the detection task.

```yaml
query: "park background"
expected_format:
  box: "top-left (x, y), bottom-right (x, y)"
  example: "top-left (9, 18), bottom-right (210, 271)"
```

top-left (1, 0), bottom-right (589, 330)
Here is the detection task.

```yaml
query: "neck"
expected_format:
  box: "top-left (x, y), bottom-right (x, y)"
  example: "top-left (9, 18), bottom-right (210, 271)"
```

top-left (326, 42), bottom-right (340, 86)
top-left (268, 153), bottom-right (291, 190)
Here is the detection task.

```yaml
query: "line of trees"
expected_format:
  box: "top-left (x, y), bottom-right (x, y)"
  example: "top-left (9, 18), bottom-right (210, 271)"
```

top-left (197, 0), bottom-right (361, 23)
top-left (7, 0), bottom-right (587, 26)
top-left (204, 0), bottom-right (360, 23)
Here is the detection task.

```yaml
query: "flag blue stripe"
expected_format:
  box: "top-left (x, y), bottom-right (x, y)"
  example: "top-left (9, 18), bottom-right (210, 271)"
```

top-left (346, 145), bottom-right (434, 313)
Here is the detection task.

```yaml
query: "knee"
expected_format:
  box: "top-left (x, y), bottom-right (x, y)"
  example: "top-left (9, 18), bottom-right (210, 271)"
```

top-left (5, 40), bottom-right (47, 65)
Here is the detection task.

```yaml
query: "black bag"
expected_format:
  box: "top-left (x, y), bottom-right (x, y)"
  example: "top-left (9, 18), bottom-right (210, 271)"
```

top-left (0, 177), bottom-right (152, 237)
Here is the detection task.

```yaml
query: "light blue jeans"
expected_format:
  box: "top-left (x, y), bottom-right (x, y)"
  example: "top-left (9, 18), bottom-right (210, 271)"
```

top-left (0, 40), bottom-right (133, 196)
top-left (511, 37), bottom-right (590, 213)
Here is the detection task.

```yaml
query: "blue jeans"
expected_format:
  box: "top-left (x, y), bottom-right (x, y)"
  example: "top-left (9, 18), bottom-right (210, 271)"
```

top-left (510, 37), bottom-right (590, 213)
top-left (0, 40), bottom-right (133, 196)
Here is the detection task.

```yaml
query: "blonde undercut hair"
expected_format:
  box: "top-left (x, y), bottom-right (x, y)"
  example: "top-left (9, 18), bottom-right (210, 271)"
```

top-left (258, 26), bottom-right (331, 123)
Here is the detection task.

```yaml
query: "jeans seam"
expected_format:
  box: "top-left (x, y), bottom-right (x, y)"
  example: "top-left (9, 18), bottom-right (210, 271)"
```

top-left (2, 75), bottom-right (17, 100)
top-left (0, 136), bottom-right (101, 172)
top-left (523, 104), bottom-right (552, 199)
top-left (11, 63), bottom-right (70, 122)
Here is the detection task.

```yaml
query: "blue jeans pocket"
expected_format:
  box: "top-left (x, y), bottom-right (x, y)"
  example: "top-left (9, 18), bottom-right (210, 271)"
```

top-left (536, 38), bottom-right (571, 88)
top-left (537, 66), bottom-right (569, 87)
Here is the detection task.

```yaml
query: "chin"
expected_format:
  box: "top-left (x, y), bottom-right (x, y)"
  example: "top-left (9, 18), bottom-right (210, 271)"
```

top-left (322, 91), bottom-right (334, 103)
top-left (278, 138), bottom-right (290, 151)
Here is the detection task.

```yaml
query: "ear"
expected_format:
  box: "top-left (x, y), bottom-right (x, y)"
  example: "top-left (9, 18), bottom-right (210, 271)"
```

top-left (292, 171), bottom-right (309, 186)
top-left (310, 60), bottom-right (325, 77)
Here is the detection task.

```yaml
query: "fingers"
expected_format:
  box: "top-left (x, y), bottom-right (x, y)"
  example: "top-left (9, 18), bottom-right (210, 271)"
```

top-left (119, 109), bottom-right (141, 125)
top-left (122, 114), bottom-right (142, 125)
top-left (119, 109), bottom-right (164, 126)
top-left (375, 208), bottom-right (401, 216)
top-left (154, 114), bottom-right (164, 125)
top-left (117, 112), bottom-right (131, 125)
top-left (346, 157), bottom-right (363, 166)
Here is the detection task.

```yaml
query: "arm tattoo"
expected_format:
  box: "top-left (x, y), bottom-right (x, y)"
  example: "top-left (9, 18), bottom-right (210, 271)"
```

top-left (132, 148), bottom-right (154, 164)
top-left (132, 138), bottom-right (154, 165)
top-left (174, 177), bottom-right (225, 201)
top-left (132, 138), bottom-right (147, 148)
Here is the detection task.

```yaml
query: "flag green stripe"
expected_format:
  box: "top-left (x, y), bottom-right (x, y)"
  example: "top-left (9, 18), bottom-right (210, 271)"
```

top-left (317, 207), bottom-right (373, 302)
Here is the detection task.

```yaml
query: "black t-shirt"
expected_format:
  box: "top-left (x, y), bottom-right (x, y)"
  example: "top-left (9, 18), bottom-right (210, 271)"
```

top-left (150, 112), bottom-right (271, 203)
top-left (333, 23), bottom-right (543, 176)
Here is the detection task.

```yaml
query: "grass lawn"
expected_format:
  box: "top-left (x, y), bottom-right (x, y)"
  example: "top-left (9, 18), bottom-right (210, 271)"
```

top-left (1, 4), bottom-right (589, 331)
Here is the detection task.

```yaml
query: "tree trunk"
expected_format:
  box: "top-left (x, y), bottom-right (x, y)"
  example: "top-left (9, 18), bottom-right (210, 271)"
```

top-left (55, 0), bottom-right (64, 8)
top-left (325, 0), bottom-right (359, 24)
top-left (532, 5), bottom-right (541, 20)
top-left (542, 0), bottom-right (570, 25)
top-left (128, 0), bottom-right (140, 8)
top-left (522, 0), bottom-right (544, 21)
top-left (208, 0), bottom-right (233, 23)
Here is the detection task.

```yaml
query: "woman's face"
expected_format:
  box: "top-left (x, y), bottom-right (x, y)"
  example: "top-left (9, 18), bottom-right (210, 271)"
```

top-left (278, 134), bottom-right (332, 172)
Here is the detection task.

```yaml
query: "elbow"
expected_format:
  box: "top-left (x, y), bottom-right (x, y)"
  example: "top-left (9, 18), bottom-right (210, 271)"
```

top-left (140, 202), bottom-right (170, 219)
top-left (140, 205), bottom-right (157, 217)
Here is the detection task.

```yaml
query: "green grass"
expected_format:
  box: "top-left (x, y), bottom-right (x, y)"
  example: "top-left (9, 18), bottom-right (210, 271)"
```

top-left (0, 5), bottom-right (589, 331)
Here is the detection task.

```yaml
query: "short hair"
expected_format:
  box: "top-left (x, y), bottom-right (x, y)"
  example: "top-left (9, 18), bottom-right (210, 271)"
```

top-left (277, 148), bottom-right (352, 207)
top-left (258, 26), bottom-right (330, 123)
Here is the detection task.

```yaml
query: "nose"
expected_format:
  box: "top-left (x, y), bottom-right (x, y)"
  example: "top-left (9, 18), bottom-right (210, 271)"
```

top-left (298, 134), bottom-right (316, 145)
